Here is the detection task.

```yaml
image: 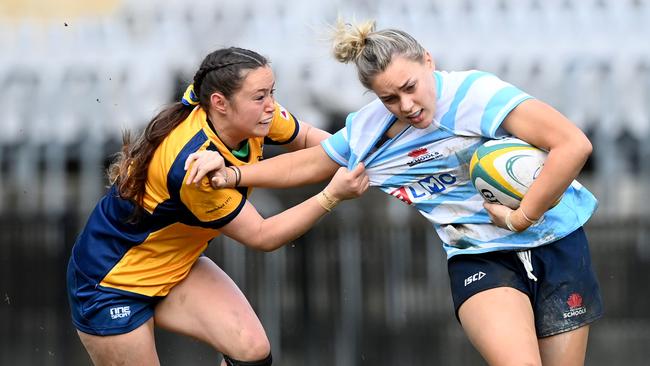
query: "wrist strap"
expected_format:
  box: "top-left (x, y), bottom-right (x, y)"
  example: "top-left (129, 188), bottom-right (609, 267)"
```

top-left (505, 211), bottom-right (521, 232)
top-left (315, 190), bottom-right (340, 212)
top-left (228, 166), bottom-right (241, 187)
top-left (520, 208), bottom-right (539, 225)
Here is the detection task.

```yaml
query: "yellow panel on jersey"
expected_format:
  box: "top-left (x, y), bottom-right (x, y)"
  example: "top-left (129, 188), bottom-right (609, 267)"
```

top-left (99, 223), bottom-right (216, 297)
top-left (77, 102), bottom-right (300, 298)
top-left (266, 103), bottom-right (300, 144)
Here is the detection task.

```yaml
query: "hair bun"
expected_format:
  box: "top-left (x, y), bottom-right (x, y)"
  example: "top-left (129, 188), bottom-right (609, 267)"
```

top-left (331, 19), bottom-right (376, 63)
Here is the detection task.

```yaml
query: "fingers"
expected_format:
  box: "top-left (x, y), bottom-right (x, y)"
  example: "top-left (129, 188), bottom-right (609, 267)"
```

top-left (184, 152), bottom-right (199, 171)
top-left (183, 151), bottom-right (225, 186)
top-left (327, 164), bottom-right (369, 200)
top-left (185, 161), bottom-right (200, 185)
top-left (210, 173), bottom-right (227, 189)
top-left (350, 162), bottom-right (366, 177)
top-left (192, 165), bottom-right (213, 187)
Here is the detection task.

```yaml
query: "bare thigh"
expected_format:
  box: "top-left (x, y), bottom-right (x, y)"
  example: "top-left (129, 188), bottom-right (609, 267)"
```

top-left (538, 325), bottom-right (589, 366)
top-left (458, 287), bottom-right (541, 366)
top-left (77, 318), bottom-right (159, 366)
top-left (154, 257), bottom-right (270, 361)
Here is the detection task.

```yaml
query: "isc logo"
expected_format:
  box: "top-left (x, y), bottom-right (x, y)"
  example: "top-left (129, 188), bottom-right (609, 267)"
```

top-left (109, 306), bottom-right (131, 319)
top-left (464, 271), bottom-right (486, 286)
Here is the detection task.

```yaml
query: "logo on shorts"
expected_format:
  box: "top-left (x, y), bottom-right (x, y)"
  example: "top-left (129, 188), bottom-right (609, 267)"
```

top-left (563, 293), bottom-right (587, 319)
top-left (110, 306), bottom-right (131, 320)
top-left (464, 271), bottom-right (486, 286)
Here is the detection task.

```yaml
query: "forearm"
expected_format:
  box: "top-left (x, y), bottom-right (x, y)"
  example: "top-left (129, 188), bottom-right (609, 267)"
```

top-left (501, 99), bottom-right (593, 228)
top-left (519, 135), bottom-right (592, 220)
top-left (252, 193), bottom-right (333, 251)
top-left (238, 146), bottom-right (339, 188)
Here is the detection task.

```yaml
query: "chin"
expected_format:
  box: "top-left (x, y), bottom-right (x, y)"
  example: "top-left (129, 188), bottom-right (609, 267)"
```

top-left (410, 117), bottom-right (433, 129)
top-left (255, 125), bottom-right (272, 136)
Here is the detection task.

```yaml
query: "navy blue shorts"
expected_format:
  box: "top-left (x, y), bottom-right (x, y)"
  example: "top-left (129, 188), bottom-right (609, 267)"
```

top-left (67, 256), bottom-right (162, 336)
top-left (447, 227), bottom-right (603, 338)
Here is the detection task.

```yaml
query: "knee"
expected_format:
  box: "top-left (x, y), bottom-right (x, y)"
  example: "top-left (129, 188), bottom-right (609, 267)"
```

top-left (226, 330), bottom-right (270, 362)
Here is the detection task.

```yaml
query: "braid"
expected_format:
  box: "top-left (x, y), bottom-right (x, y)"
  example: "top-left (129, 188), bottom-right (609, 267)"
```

top-left (192, 48), bottom-right (269, 107)
top-left (193, 62), bottom-right (245, 93)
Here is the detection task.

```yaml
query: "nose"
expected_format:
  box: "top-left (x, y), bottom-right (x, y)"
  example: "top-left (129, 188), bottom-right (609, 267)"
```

top-left (400, 97), bottom-right (414, 114)
top-left (264, 94), bottom-right (275, 112)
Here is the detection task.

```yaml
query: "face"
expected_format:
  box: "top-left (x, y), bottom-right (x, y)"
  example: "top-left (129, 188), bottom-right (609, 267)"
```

top-left (221, 65), bottom-right (276, 139)
top-left (370, 53), bottom-right (437, 129)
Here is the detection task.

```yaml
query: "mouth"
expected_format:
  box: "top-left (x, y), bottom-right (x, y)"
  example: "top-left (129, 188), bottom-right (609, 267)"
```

top-left (259, 117), bottom-right (273, 125)
top-left (406, 109), bottom-right (424, 122)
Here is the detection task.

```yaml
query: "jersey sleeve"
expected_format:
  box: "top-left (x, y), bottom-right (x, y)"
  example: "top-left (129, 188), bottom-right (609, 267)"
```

top-left (179, 176), bottom-right (246, 228)
top-left (445, 71), bottom-right (534, 139)
top-left (264, 102), bottom-right (300, 145)
top-left (320, 127), bottom-right (350, 167)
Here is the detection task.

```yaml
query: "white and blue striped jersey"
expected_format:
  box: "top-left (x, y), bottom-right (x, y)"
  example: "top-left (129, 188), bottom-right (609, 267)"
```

top-left (321, 70), bottom-right (597, 258)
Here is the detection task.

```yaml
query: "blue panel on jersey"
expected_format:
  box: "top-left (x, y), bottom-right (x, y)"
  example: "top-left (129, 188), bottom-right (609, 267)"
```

top-left (167, 133), bottom-right (246, 229)
top-left (440, 71), bottom-right (489, 131)
top-left (480, 86), bottom-right (533, 137)
top-left (434, 71), bottom-right (443, 99)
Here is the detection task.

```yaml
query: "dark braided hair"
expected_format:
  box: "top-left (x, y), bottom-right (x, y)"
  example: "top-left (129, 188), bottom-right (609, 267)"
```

top-left (107, 47), bottom-right (268, 222)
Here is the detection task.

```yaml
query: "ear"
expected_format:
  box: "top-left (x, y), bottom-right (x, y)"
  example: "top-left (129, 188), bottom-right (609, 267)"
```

top-left (424, 51), bottom-right (435, 71)
top-left (210, 92), bottom-right (228, 114)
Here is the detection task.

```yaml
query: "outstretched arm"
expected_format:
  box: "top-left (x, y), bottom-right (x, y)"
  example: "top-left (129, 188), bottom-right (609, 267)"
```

top-left (239, 145), bottom-right (339, 188)
top-left (220, 163), bottom-right (368, 251)
top-left (185, 145), bottom-right (340, 189)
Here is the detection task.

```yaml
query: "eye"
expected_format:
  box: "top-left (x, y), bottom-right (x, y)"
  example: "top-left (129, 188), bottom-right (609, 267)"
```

top-left (270, 88), bottom-right (276, 96)
top-left (381, 96), bottom-right (397, 104)
top-left (405, 83), bottom-right (416, 92)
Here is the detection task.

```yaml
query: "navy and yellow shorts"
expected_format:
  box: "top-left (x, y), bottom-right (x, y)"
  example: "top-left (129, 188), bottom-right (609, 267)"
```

top-left (66, 257), bottom-right (162, 336)
top-left (447, 227), bottom-right (603, 338)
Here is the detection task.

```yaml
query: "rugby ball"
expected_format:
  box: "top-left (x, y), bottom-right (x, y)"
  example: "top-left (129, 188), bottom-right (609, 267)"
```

top-left (469, 137), bottom-right (549, 209)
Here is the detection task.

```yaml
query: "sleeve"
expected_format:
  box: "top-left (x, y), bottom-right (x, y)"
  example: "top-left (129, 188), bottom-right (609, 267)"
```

top-left (179, 175), bottom-right (246, 228)
top-left (264, 102), bottom-right (300, 145)
top-left (447, 71), bottom-right (534, 139)
top-left (320, 127), bottom-right (350, 167)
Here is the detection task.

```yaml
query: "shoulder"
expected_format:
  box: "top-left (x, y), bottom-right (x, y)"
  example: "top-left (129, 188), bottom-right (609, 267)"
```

top-left (347, 98), bottom-right (392, 125)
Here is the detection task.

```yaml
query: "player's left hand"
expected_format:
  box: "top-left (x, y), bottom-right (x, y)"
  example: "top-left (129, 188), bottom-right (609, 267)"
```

top-left (483, 202), bottom-right (511, 230)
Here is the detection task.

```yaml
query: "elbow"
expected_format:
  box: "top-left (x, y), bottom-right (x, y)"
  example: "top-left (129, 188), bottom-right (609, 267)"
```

top-left (577, 134), bottom-right (593, 162)
top-left (257, 243), bottom-right (277, 253)
top-left (246, 236), bottom-right (280, 253)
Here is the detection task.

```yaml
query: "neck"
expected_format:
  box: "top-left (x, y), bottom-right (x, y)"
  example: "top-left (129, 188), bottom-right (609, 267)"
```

top-left (385, 119), bottom-right (408, 138)
top-left (207, 112), bottom-right (244, 150)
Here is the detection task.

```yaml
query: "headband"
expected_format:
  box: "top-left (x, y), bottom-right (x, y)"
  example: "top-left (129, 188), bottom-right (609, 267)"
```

top-left (181, 83), bottom-right (199, 106)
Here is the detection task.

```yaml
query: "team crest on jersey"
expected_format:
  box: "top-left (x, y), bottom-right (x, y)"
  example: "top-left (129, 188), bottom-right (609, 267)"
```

top-left (277, 104), bottom-right (290, 121)
top-left (390, 172), bottom-right (457, 205)
top-left (406, 147), bottom-right (443, 167)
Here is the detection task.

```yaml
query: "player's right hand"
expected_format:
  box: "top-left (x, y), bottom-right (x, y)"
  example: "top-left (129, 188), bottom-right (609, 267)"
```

top-left (325, 163), bottom-right (369, 201)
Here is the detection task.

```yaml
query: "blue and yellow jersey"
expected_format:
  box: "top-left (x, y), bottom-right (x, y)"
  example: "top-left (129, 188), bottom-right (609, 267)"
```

top-left (71, 103), bottom-right (299, 298)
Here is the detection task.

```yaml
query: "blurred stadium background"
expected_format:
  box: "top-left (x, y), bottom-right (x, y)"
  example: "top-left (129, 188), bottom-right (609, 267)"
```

top-left (1, 0), bottom-right (650, 365)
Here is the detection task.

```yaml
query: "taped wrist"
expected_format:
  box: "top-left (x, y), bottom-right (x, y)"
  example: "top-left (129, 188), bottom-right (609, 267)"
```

top-left (315, 189), bottom-right (340, 211)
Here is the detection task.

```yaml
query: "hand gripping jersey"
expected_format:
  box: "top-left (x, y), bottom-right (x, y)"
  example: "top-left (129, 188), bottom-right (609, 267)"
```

top-left (71, 103), bottom-right (299, 297)
top-left (322, 70), bottom-right (598, 258)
